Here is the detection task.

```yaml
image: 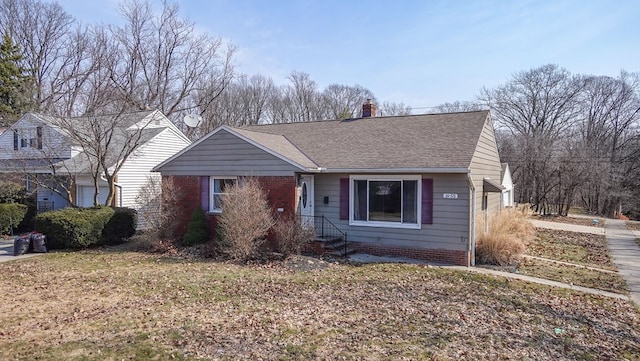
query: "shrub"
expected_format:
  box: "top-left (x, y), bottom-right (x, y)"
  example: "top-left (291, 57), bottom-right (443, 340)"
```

top-left (476, 205), bottom-right (535, 266)
top-left (183, 206), bottom-right (209, 246)
top-left (16, 194), bottom-right (37, 232)
top-left (217, 178), bottom-right (274, 261)
top-left (0, 203), bottom-right (28, 235)
top-left (272, 216), bottom-right (315, 256)
top-left (102, 207), bottom-right (137, 245)
top-left (35, 207), bottom-right (115, 249)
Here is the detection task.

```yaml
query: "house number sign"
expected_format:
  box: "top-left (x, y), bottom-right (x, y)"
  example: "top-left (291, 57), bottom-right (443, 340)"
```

top-left (443, 193), bottom-right (458, 199)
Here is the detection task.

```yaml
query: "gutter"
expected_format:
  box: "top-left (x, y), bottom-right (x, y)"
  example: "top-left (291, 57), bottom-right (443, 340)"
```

top-left (306, 167), bottom-right (470, 174)
top-left (467, 171), bottom-right (476, 267)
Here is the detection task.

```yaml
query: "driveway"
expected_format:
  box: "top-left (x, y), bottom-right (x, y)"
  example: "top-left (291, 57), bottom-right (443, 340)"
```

top-left (0, 238), bottom-right (42, 263)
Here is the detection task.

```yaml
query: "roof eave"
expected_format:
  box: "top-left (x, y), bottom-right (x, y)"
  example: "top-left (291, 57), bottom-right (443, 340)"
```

top-left (305, 167), bottom-right (471, 174)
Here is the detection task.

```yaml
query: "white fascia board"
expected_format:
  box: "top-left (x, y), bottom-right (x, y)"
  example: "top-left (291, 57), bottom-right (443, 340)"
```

top-left (315, 167), bottom-right (470, 174)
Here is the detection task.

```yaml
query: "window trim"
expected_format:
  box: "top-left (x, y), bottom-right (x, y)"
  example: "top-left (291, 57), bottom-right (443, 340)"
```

top-left (349, 174), bottom-right (421, 229)
top-left (14, 127), bottom-right (43, 150)
top-left (208, 177), bottom-right (237, 213)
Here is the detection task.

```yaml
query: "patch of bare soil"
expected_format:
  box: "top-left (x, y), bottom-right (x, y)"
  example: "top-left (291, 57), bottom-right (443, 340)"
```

top-left (534, 214), bottom-right (605, 227)
top-left (0, 252), bottom-right (639, 360)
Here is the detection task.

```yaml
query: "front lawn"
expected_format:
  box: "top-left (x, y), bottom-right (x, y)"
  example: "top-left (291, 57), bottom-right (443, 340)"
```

top-left (0, 251), bottom-right (639, 360)
top-left (526, 229), bottom-right (616, 271)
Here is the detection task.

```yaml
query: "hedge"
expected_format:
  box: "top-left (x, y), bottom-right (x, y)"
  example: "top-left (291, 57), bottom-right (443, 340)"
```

top-left (35, 207), bottom-right (115, 249)
top-left (102, 207), bottom-right (137, 245)
top-left (0, 203), bottom-right (28, 235)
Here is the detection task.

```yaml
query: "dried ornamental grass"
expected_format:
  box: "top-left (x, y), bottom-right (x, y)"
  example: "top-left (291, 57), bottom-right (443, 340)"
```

top-left (476, 205), bottom-right (535, 265)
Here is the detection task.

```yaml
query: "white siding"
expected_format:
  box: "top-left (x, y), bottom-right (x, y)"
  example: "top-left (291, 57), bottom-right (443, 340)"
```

top-left (0, 114), bottom-right (71, 160)
top-left (117, 127), bottom-right (191, 209)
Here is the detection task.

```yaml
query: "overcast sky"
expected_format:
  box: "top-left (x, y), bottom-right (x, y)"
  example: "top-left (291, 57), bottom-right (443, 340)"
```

top-left (55, 0), bottom-right (639, 110)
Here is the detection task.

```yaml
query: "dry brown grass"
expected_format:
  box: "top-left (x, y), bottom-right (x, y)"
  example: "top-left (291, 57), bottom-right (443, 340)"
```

top-left (627, 221), bottom-right (640, 231)
top-left (476, 205), bottom-right (536, 266)
top-left (1, 251), bottom-right (639, 360)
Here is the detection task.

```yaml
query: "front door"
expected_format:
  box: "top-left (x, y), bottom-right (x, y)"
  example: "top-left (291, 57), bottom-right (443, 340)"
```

top-left (299, 175), bottom-right (314, 227)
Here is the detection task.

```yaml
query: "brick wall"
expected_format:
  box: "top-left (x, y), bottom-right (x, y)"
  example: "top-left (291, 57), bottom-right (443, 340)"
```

top-left (167, 175), bottom-right (296, 242)
top-left (254, 176), bottom-right (297, 217)
top-left (351, 242), bottom-right (469, 266)
top-left (167, 175), bottom-right (205, 240)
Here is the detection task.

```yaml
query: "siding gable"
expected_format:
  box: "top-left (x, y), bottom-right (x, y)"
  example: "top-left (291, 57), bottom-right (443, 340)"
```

top-left (156, 129), bottom-right (300, 176)
top-left (470, 115), bottom-right (502, 213)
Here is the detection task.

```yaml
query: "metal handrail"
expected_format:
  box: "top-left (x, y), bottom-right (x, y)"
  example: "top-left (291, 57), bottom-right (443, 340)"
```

top-left (298, 215), bottom-right (348, 256)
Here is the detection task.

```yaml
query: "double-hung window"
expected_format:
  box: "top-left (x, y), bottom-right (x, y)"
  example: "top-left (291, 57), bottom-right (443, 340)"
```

top-left (13, 127), bottom-right (43, 150)
top-left (209, 177), bottom-right (236, 213)
top-left (350, 175), bottom-right (421, 229)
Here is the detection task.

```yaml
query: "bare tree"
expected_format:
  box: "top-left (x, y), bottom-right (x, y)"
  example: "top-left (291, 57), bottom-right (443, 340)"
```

top-left (321, 84), bottom-right (375, 119)
top-left (378, 101), bottom-right (412, 116)
top-left (431, 100), bottom-right (485, 113)
top-left (576, 72), bottom-right (640, 216)
top-left (107, 0), bottom-right (235, 118)
top-left (51, 111), bottom-right (160, 207)
top-left (0, 0), bottom-right (75, 112)
top-left (480, 64), bottom-right (584, 213)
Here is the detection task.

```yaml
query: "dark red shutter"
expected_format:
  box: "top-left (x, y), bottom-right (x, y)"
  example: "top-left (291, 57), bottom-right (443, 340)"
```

top-left (200, 176), bottom-right (209, 211)
top-left (421, 178), bottom-right (433, 224)
top-left (13, 130), bottom-right (18, 150)
top-left (339, 178), bottom-right (349, 220)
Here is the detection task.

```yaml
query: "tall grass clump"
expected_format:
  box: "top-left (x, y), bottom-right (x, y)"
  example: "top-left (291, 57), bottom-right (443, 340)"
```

top-left (476, 205), bottom-right (535, 265)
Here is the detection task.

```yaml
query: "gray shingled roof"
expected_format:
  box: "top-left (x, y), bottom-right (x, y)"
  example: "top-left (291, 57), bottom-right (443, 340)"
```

top-left (236, 110), bottom-right (490, 170)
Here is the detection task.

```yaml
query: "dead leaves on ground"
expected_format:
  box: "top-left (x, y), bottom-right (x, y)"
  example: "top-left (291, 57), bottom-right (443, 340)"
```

top-left (0, 253), bottom-right (639, 360)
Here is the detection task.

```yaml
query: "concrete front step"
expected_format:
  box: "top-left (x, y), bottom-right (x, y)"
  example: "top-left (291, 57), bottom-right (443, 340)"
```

top-left (331, 247), bottom-right (357, 257)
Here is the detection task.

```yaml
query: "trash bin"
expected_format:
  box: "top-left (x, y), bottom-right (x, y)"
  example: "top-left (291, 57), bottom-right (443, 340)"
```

top-left (30, 232), bottom-right (47, 253)
top-left (13, 236), bottom-right (30, 256)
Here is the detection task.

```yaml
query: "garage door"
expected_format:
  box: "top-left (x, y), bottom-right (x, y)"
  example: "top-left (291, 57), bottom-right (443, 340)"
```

top-left (77, 185), bottom-right (109, 207)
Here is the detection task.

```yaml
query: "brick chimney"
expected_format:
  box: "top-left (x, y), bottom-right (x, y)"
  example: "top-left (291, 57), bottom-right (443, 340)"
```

top-left (362, 99), bottom-right (377, 118)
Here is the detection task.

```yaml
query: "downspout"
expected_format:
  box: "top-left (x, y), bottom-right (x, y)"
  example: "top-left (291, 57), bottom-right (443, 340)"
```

top-left (467, 171), bottom-right (476, 267)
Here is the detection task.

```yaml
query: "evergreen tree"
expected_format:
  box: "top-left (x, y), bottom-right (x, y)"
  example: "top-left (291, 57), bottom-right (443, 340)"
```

top-left (0, 33), bottom-right (33, 127)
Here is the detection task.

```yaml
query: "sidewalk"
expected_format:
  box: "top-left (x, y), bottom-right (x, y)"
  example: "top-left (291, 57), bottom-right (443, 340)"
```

top-left (531, 219), bottom-right (605, 235)
top-left (604, 219), bottom-right (640, 307)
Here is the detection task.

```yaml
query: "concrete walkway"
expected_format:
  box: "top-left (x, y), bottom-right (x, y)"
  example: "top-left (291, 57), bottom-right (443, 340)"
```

top-left (349, 253), bottom-right (629, 301)
top-left (531, 219), bottom-right (605, 235)
top-left (604, 219), bottom-right (640, 307)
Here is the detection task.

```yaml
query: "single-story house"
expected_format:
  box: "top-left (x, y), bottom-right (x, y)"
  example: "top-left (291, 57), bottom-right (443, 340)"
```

top-left (0, 110), bottom-right (191, 226)
top-left (153, 102), bottom-right (504, 266)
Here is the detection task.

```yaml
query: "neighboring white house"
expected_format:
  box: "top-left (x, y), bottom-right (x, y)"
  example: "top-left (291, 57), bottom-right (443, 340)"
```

top-left (0, 110), bottom-right (191, 222)
top-left (501, 163), bottom-right (514, 207)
